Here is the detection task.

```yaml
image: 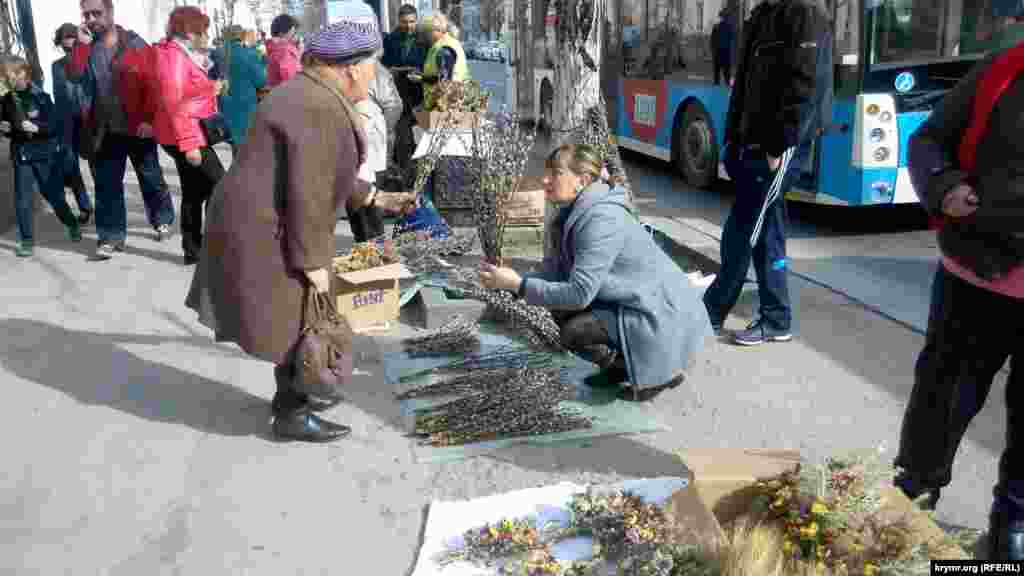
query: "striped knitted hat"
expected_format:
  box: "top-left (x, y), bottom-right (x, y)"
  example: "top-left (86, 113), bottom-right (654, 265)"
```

top-left (305, 5), bottom-right (382, 65)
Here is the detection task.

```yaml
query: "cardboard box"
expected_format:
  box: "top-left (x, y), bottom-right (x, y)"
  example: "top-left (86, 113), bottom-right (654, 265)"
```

top-left (504, 178), bottom-right (546, 227)
top-left (415, 110), bottom-right (480, 131)
top-left (670, 449), bottom-right (970, 567)
top-left (333, 262), bottom-right (413, 333)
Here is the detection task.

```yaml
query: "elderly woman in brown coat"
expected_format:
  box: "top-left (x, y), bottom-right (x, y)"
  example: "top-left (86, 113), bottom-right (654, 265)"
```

top-left (186, 19), bottom-right (382, 443)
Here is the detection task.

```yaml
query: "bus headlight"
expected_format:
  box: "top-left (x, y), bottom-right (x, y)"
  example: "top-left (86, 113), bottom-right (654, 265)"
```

top-left (854, 94), bottom-right (898, 168)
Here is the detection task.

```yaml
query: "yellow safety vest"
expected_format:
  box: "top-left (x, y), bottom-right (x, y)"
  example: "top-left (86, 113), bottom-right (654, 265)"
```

top-left (422, 34), bottom-right (470, 108)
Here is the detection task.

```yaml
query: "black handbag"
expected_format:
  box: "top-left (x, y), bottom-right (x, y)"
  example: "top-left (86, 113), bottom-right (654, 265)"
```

top-left (199, 114), bottom-right (232, 147)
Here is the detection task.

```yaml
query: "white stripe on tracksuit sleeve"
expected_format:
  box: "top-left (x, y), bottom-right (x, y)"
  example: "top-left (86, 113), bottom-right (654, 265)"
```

top-left (749, 146), bottom-right (795, 247)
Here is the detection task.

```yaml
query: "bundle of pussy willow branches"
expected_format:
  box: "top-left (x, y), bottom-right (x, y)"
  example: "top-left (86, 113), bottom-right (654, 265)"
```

top-left (392, 228), bottom-right (478, 276)
top-left (401, 315), bottom-right (481, 358)
top-left (456, 286), bottom-right (565, 352)
top-left (468, 111), bottom-right (537, 265)
top-left (411, 366), bottom-right (591, 447)
top-left (397, 346), bottom-right (560, 384)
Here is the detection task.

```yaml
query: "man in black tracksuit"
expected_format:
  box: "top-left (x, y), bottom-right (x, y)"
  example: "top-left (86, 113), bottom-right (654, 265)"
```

top-left (703, 0), bottom-right (832, 346)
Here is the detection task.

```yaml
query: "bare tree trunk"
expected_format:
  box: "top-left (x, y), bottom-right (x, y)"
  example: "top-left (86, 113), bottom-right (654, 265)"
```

top-left (543, 0), bottom-right (638, 258)
top-left (0, 0), bottom-right (12, 54)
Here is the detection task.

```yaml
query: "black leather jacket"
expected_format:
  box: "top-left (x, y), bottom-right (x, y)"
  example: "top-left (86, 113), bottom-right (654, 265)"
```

top-left (725, 0), bottom-right (831, 157)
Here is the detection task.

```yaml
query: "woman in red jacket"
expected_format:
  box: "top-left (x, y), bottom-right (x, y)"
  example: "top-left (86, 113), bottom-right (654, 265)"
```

top-left (153, 6), bottom-right (226, 265)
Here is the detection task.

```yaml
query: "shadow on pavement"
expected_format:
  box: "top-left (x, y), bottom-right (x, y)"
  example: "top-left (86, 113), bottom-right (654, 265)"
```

top-left (0, 318), bottom-right (268, 438)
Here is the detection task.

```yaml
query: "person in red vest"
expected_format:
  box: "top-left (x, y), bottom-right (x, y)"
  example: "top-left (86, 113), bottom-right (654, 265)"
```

top-left (895, 1), bottom-right (1024, 561)
top-left (67, 0), bottom-right (177, 260)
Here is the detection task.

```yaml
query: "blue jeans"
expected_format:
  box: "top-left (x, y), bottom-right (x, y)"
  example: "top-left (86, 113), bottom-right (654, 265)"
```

top-left (13, 150), bottom-right (76, 242)
top-left (703, 144), bottom-right (804, 330)
top-left (93, 133), bottom-right (174, 245)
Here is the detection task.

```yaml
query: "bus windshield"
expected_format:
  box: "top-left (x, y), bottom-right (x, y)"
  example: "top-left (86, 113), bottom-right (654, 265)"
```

top-left (867, 0), bottom-right (1003, 70)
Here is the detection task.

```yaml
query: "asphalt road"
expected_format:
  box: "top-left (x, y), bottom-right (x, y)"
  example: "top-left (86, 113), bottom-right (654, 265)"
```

top-left (0, 145), bottom-right (999, 574)
top-left (622, 149), bottom-right (940, 335)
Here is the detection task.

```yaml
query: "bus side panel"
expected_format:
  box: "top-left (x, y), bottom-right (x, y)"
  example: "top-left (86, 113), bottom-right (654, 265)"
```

top-left (664, 82), bottom-right (731, 154)
top-left (818, 98), bottom-right (870, 205)
top-left (894, 111), bottom-right (930, 204)
top-left (613, 79), bottom-right (732, 166)
top-left (616, 79), bottom-right (672, 161)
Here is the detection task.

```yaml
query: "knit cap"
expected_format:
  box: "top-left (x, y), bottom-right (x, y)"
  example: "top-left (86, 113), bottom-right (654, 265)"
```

top-left (305, 4), bottom-right (382, 65)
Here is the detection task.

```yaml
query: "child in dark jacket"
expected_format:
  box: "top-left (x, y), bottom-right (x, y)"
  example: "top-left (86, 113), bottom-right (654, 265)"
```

top-left (0, 56), bottom-right (81, 257)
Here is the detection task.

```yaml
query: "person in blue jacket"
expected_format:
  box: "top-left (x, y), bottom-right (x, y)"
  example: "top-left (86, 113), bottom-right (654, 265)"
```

top-left (1, 56), bottom-right (82, 257)
top-left (52, 23), bottom-right (92, 224)
top-left (211, 25), bottom-right (267, 153)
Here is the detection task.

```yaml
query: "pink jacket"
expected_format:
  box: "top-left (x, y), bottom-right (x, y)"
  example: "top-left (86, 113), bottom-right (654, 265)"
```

top-left (153, 38), bottom-right (219, 152)
top-left (266, 37), bottom-right (301, 87)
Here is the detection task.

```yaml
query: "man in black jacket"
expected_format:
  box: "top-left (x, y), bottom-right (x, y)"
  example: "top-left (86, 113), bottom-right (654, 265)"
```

top-left (894, 2), bottom-right (1024, 560)
top-left (703, 0), bottom-right (831, 346)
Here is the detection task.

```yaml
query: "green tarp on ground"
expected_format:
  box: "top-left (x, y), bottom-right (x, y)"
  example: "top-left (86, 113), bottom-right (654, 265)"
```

top-left (382, 325), bottom-right (670, 463)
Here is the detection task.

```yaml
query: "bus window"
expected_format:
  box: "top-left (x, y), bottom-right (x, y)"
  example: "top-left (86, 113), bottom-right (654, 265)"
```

top-left (869, 0), bottom-right (998, 67)
top-left (623, 0), bottom-right (648, 77)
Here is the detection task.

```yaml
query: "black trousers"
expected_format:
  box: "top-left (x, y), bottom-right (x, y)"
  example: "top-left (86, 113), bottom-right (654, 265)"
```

top-left (345, 197), bottom-right (385, 243)
top-left (163, 145), bottom-right (225, 259)
top-left (553, 309), bottom-right (621, 371)
top-left (896, 266), bottom-right (1024, 496)
top-left (273, 363), bottom-right (307, 416)
top-left (713, 56), bottom-right (731, 85)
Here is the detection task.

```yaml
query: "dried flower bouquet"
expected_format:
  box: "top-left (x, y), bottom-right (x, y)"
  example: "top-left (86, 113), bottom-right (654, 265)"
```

top-left (435, 489), bottom-right (720, 576)
top-left (729, 448), bottom-right (957, 575)
top-left (426, 80), bottom-right (490, 113)
top-left (332, 241), bottom-right (398, 273)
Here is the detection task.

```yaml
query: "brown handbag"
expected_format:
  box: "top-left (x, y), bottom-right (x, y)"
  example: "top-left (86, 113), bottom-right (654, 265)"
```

top-left (293, 288), bottom-right (354, 399)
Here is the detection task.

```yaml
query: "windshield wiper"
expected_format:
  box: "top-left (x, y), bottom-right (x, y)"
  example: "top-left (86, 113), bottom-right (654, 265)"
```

top-left (901, 90), bottom-right (949, 111)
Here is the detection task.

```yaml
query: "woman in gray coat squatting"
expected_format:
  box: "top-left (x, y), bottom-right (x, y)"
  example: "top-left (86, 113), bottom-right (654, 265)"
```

top-left (479, 144), bottom-right (714, 401)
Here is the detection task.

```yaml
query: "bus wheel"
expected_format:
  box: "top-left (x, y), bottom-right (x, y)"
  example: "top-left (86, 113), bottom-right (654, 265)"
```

top-left (677, 104), bottom-right (717, 189)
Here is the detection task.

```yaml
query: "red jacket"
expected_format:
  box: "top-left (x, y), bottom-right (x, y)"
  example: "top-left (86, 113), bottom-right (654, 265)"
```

top-left (153, 39), bottom-right (219, 151)
top-left (65, 27), bottom-right (158, 141)
top-left (266, 37), bottom-right (301, 87)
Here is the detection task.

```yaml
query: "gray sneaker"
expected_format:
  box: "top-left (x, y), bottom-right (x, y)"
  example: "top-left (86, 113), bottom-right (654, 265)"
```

top-left (94, 243), bottom-right (116, 260)
top-left (156, 224), bottom-right (172, 242)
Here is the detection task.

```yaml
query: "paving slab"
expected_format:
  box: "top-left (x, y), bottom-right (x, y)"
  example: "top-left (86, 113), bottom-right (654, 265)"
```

top-left (0, 150), bottom-right (1000, 575)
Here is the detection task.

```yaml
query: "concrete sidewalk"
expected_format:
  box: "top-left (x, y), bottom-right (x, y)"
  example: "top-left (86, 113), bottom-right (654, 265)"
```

top-left (0, 161), bottom-right (997, 574)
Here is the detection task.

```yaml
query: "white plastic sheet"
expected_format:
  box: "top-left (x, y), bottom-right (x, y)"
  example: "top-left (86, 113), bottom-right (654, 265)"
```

top-left (410, 477), bottom-right (689, 576)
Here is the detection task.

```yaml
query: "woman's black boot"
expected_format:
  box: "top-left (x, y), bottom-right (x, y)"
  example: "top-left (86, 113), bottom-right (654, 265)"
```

top-left (893, 471), bottom-right (941, 511)
top-left (272, 410), bottom-right (351, 443)
top-left (987, 478), bottom-right (1024, 560)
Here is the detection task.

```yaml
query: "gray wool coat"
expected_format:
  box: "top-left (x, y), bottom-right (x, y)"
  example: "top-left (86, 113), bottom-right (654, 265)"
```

top-left (522, 182), bottom-right (714, 389)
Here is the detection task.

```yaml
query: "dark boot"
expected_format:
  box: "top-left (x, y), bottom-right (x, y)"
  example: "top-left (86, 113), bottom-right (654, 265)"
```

top-left (988, 450), bottom-right (1024, 561)
top-left (987, 493), bottom-right (1024, 560)
top-left (894, 471), bottom-right (941, 511)
top-left (272, 410), bottom-right (351, 443)
top-left (618, 373), bottom-right (685, 402)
